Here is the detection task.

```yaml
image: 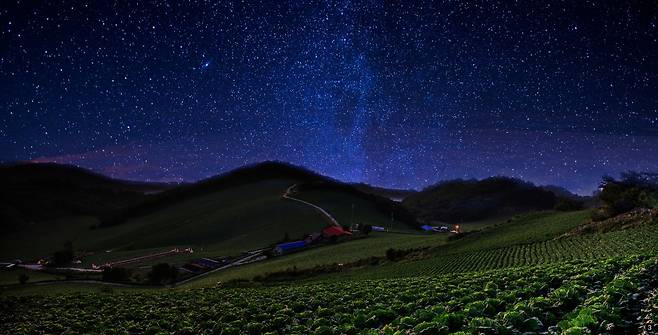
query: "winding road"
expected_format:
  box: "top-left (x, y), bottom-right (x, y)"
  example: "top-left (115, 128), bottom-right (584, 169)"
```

top-left (282, 184), bottom-right (340, 227)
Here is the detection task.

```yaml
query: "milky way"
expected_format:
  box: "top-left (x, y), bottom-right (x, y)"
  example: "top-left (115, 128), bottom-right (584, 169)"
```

top-left (1, 1), bottom-right (657, 194)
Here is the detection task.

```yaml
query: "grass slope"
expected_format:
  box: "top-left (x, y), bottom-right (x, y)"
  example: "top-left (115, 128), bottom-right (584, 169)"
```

top-left (294, 189), bottom-right (414, 231)
top-left (1, 170), bottom-right (414, 267)
top-left (1, 179), bottom-right (327, 261)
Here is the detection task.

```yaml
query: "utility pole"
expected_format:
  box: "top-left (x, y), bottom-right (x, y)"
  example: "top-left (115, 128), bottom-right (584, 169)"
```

top-left (350, 203), bottom-right (354, 229)
top-left (390, 211), bottom-right (394, 232)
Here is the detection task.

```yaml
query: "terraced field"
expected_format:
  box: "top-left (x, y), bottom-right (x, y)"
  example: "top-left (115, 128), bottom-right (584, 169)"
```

top-left (344, 223), bottom-right (658, 280)
top-left (2, 256), bottom-right (656, 334)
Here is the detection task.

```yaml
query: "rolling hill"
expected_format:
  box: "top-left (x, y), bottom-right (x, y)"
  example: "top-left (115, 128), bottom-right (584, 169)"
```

top-left (0, 162), bottom-right (418, 262)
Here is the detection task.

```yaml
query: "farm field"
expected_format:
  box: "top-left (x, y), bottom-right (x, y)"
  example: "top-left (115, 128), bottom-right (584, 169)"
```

top-left (444, 210), bottom-right (592, 252)
top-left (338, 223), bottom-right (658, 281)
top-left (0, 232), bottom-right (447, 294)
top-left (2, 255), bottom-right (656, 334)
top-left (2, 193), bottom-right (658, 334)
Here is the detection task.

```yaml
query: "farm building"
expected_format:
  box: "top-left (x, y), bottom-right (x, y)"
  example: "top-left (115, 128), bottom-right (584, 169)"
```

top-left (273, 240), bottom-right (307, 255)
top-left (322, 226), bottom-right (352, 238)
top-left (421, 224), bottom-right (453, 233)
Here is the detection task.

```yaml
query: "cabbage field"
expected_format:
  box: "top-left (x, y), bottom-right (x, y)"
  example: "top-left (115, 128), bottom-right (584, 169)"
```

top-left (2, 255), bottom-right (656, 335)
top-left (349, 224), bottom-right (658, 280)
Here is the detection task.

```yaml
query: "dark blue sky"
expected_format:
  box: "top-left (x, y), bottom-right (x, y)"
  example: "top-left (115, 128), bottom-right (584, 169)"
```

top-left (1, 0), bottom-right (657, 194)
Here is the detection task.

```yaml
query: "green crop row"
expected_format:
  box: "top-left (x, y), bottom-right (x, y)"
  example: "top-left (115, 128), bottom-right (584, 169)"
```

top-left (1, 256), bottom-right (654, 335)
top-left (345, 224), bottom-right (658, 280)
top-left (558, 257), bottom-right (658, 334)
top-left (638, 288), bottom-right (658, 334)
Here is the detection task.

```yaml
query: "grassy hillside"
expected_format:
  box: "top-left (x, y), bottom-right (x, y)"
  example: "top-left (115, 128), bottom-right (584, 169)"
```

top-left (294, 186), bottom-right (417, 230)
top-left (0, 179), bottom-right (323, 261)
top-left (101, 161), bottom-right (331, 226)
top-left (0, 162), bottom-right (417, 264)
top-left (90, 179), bottom-right (326, 251)
top-left (106, 163), bottom-right (419, 229)
top-left (442, 210), bottom-right (591, 253)
top-left (0, 216), bottom-right (97, 260)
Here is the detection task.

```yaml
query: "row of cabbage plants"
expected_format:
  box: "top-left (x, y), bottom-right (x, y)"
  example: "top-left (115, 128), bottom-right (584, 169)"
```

top-left (3, 256), bottom-right (655, 335)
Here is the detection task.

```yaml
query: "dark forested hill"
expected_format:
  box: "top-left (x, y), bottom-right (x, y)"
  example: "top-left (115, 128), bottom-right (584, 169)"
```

top-left (0, 163), bottom-right (171, 231)
top-left (402, 177), bottom-right (579, 222)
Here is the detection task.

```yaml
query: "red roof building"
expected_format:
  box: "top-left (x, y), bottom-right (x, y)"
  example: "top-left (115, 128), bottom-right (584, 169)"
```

top-left (322, 226), bottom-right (352, 238)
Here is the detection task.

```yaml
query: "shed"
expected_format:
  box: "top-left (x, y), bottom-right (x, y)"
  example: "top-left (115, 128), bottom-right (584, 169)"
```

top-left (420, 225), bottom-right (434, 231)
top-left (274, 240), bottom-right (307, 255)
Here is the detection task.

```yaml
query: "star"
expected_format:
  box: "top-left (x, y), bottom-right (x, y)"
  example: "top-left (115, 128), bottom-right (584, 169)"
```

top-left (0, 0), bottom-right (655, 195)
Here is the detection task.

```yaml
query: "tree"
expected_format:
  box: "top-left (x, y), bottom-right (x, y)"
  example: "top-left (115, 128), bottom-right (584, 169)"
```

top-left (385, 248), bottom-right (398, 261)
top-left (148, 263), bottom-right (178, 284)
top-left (102, 267), bottom-right (131, 283)
top-left (51, 241), bottom-right (74, 267)
top-left (596, 172), bottom-right (658, 219)
top-left (554, 198), bottom-right (583, 211)
top-left (18, 273), bottom-right (29, 285)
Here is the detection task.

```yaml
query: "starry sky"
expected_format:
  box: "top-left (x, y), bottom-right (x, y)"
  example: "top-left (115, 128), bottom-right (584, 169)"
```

top-left (1, 1), bottom-right (657, 195)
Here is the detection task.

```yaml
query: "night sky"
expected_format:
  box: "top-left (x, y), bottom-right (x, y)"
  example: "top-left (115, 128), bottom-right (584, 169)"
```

top-left (1, 1), bottom-right (657, 195)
